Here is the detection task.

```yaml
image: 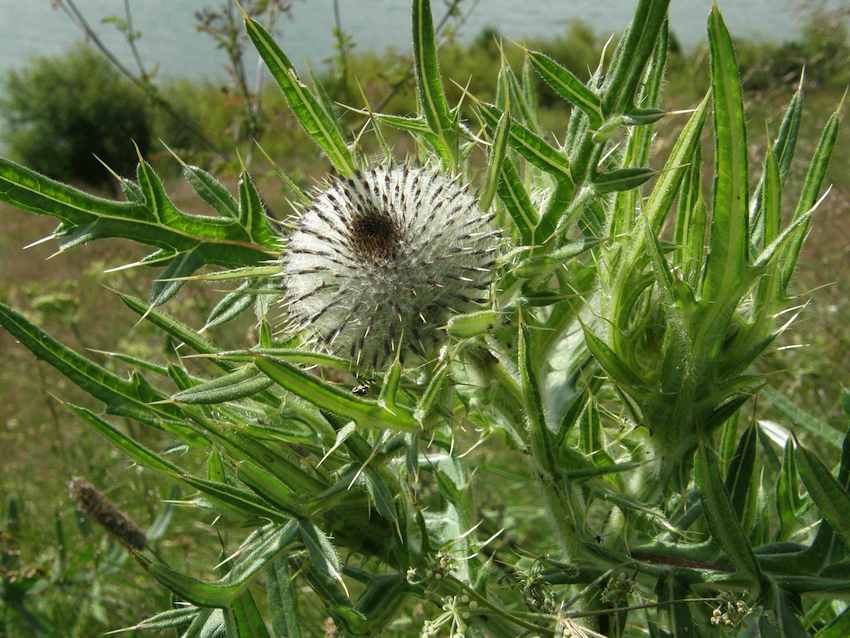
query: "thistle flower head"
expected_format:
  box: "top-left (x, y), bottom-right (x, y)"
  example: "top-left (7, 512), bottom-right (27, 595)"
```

top-left (282, 164), bottom-right (498, 369)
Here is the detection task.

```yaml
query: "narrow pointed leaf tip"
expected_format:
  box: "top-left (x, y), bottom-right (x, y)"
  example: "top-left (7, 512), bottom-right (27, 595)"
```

top-left (412, 0), bottom-right (455, 168)
top-left (703, 3), bottom-right (749, 303)
top-left (244, 13), bottom-right (356, 176)
top-left (0, 157), bottom-right (279, 305)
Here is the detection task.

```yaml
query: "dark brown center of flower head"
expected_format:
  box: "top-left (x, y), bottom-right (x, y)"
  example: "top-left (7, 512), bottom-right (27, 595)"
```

top-left (350, 209), bottom-right (400, 261)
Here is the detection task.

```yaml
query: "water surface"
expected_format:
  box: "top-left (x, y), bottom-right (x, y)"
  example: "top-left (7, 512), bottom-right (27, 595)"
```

top-left (0, 0), bottom-right (836, 80)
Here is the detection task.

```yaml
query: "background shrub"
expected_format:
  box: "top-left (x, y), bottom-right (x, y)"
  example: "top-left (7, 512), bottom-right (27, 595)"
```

top-left (0, 45), bottom-right (151, 189)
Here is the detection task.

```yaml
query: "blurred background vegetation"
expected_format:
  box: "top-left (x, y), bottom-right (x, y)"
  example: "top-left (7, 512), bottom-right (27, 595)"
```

top-left (1, 0), bottom-right (848, 634)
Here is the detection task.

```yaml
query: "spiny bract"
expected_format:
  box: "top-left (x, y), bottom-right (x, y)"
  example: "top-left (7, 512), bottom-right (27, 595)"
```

top-left (281, 164), bottom-right (499, 369)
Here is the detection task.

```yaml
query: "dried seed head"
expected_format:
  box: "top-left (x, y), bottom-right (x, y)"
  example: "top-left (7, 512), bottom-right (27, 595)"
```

top-left (281, 164), bottom-right (498, 369)
top-left (69, 478), bottom-right (146, 550)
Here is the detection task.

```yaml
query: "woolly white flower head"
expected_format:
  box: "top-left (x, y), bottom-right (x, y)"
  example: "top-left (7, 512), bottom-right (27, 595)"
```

top-left (281, 164), bottom-right (499, 369)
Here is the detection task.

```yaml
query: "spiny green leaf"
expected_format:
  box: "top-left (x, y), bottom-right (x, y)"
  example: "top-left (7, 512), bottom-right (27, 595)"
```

top-left (237, 461), bottom-right (306, 517)
top-left (761, 145), bottom-right (782, 250)
top-left (268, 557), bottom-right (302, 638)
top-left (299, 520), bottom-right (346, 595)
top-left (750, 78), bottom-right (803, 243)
top-left (750, 209), bottom-right (812, 273)
top-left (0, 301), bottom-right (184, 427)
top-left (703, 6), bottom-right (749, 303)
top-left (225, 590), bottom-right (271, 638)
top-left (213, 348), bottom-right (351, 371)
top-left (203, 281), bottom-right (255, 331)
top-left (780, 97), bottom-right (843, 292)
top-left (254, 356), bottom-right (417, 432)
top-left (613, 18), bottom-right (667, 238)
top-left (243, 14), bottom-right (356, 176)
top-left (477, 102), bottom-right (571, 181)
top-left (119, 292), bottom-right (235, 374)
top-left (528, 50), bottom-right (603, 128)
top-left (684, 193), bottom-right (708, 287)
top-left (643, 93), bottom-right (709, 233)
top-left (111, 607), bottom-right (201, 634)
top-left (774, 76), bottom-right (805, 180)
top-left (363, 110), bottom-right (455, 162)
top-left (150, 247), bottom-right (206, 307)
top-left (0, 159), bottom-right (276, 271)
top-left (581, 322), bottom-right (645, 390)
top-left (237, 171), bottom-right (279, 248)
top-left (518, 314), bottom-right (555, 473)
top-left (601, 0), bottom-right (671, 116)
top-left (521, 54), bottom-right (541, 132)
top-left (496, 158), bottom-right (538, 245)
top-left (414, 361), bottom-right (450, 425)
top-left (676, 144), bottom-right (704, 265)
top-left (181, 475), bottom-right (288, 523)
top-left (368, 113), bottom-right (432, 135)
top-left (643, 214), bottom-right (678, 308)
top-left (696, 442), bottom-right (762, 592)
top-left (446, 310), bottom-right (502, 338)
top-left (479, 102), bottom-right (510, 212)
top-left (188, 416), bottom-right (326, 496)
top-left (173, 264), bottom-right (280, 283)
top-left (65, 403), bottom-right (185, 476)
top-left (411, 0), bottom-right (453, 136)
top-left (514, 237), bottom-right (599, 280)
top-left (498, 58), bottom-right (538, 134)
top-left (207, 448), bottom-right (228, 484)
top-left (591, 167), bottom-right (655, 194)
top-left (777, 439), bottom-right (802, 541)
top-left (137, 523), bottom-right (297, 607)
top-left (563, 95), bottom-right (590, 157)
top-left (537, 179), bottom-right (578, 246)
top-left (379, 348), bottom-right (403, 413)
top-left (578, 398), bottom-right (606, 464)
top-left (183, 163), bottom-right (240, 219)
top-left (191, 609), bottom-right (225, 637)
top-left (797, 439), bottom-right (850, 549)
top-left (171, 366), bottom-right (274, 405)
top-left (750, 145), bottom-right (783, 326)
top-left (724, 423), bottom-right (757, 521)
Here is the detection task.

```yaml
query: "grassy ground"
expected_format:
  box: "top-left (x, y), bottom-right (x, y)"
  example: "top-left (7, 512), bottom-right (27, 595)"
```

top-left (1, 22), bottom-right (848, 636)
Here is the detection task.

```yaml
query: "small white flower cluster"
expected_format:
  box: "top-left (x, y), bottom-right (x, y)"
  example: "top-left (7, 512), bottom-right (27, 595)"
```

top-left (407, 550), bottom-right (457, 586)
top-left (281, 164), bottom-right (498, 369)
top-left (557, 617), bottom-right (607, 638)
top-left (600, 571), bottom-right (634, 603)
top-left (710, 596), bottom-right (751, 627)
top-left (420, 594), bottom-right (475, 638)
top-left (322, 616), bottom-right (337, 638)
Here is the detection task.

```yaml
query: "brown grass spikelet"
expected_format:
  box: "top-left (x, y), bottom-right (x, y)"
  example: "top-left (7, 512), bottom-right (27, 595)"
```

top-left (69, 478), bottom-right (146, 551)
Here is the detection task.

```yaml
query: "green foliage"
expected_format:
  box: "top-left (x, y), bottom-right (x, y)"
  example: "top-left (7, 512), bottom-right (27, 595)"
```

top-left (0, 1), bottom-right (848, 637)
top-left (0, 489), bottom-right (175, 637)
top-left (0, 45), bottom-right (152, 189)
top-left (736, 11), bottom-right (850, 91)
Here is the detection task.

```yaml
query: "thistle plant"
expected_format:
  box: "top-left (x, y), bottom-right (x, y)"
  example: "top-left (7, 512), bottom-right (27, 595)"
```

top-left (1, 1), bottom-right (848, 636)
